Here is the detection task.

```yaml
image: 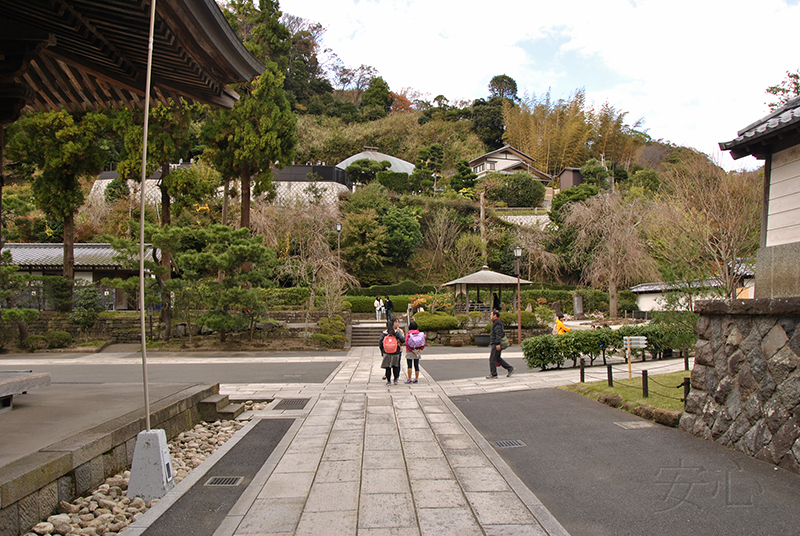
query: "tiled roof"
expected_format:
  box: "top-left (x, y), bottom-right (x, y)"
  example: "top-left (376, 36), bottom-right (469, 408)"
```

top-left (719, 96), bottom-right (800, 159)
top-left (468, 145), bottom-right (536, 166)
top-left (630, 262), bottom-right (755, 294)
top-left (2, 243), bottom-right (154, 270)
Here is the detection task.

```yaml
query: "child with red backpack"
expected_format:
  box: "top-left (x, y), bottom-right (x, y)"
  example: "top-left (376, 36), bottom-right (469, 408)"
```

top-left (404, 320), bottom-right (426, 384)
top-left (379, 318), bottom-right (404, 385)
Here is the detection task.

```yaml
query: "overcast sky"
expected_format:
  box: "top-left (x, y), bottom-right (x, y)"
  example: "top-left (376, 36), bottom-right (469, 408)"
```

top-left (278, 0), bottom-right (799, 172)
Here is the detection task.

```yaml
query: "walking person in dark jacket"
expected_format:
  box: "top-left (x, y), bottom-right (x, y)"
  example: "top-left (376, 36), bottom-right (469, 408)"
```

top-left (384, 296), bottom-right (394, 329)
top-left (487, 309), bottom-right (514, 378)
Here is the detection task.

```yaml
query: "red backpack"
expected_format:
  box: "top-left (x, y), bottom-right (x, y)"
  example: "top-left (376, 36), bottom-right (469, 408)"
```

top-left (383, 332), bottom-right (398, 354)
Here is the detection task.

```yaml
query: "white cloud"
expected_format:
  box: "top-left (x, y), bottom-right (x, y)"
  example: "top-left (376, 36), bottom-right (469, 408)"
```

top-left (279, 0), bottom-right (799, 170)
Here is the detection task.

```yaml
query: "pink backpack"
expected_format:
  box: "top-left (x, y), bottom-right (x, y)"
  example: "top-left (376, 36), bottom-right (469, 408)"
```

top-left (383, 333), bottom-right (398, 354)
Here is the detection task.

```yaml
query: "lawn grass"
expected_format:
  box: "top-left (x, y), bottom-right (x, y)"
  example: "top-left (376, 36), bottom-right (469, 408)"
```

top-left (559, 370), bottom-right (690, 412)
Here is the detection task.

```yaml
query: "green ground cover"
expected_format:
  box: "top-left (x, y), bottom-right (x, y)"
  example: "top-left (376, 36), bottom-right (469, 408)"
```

top-left (560, 369), bottom-right (690, 412)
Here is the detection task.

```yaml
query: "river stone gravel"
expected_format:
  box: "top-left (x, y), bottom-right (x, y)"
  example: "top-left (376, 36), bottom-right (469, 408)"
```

top-left (21, 400), bottom-right (269, 536)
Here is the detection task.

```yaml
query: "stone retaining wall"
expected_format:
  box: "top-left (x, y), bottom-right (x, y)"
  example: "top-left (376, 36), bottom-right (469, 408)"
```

top-left (0, 384), bottom-right (218, 536)
top-left (27, 311), bottom-right (351, 344)
top-left (680, 298), bottom-right (800, 474)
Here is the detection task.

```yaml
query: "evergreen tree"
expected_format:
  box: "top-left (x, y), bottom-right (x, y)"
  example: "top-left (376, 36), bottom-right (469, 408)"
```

top-left (6, 111), bottom-right (109, 290)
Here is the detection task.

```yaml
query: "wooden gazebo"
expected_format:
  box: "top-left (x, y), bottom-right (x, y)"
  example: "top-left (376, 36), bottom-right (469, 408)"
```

top-left (444, 266), bottom-right (532, 315)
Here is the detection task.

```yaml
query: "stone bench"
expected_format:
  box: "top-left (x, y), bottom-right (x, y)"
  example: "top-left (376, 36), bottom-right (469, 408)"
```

top-left (0, 371), bottom-right (51, 413)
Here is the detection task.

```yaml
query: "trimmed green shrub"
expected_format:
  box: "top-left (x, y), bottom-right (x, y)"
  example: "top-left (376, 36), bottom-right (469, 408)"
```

top-left (613, 323), bottom-right (696, 359)
top-left (347, 295), bottom-right (411, 314)
top-left (520, 290), bottom-right (574, 313)
top-left (347, 296), bottom-right (378, 313)
top-left (347, 281), bottom-right (436, 297)
top-left (265, 287), bottom-right (311, 307)
top-left (522, 334), bottom-right (565, 370)
top-left (498, 311), bottom-right (544, 329)
top-left (45, 330), bottom-right (73, 349)
top-left (22, 335), bottom-right (48, 351)
top-left (313, 315), bottom-right (347, 348)
top-left (413, 311), bottom-right (459, 331)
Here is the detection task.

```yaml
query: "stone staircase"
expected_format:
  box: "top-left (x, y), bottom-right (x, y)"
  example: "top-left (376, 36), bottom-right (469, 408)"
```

top-left (349, 322), bottom-right (387, 347)
top-left (198, 394), bottom-right (245, 421)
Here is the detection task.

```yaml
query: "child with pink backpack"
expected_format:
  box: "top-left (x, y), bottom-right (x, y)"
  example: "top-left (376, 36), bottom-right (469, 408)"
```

top-left (404, 320), bottom-right (426, 384)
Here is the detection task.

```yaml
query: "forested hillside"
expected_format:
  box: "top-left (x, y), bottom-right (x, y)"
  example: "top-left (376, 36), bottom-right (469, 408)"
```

top-left (0, 0), bottom-right (775, 324)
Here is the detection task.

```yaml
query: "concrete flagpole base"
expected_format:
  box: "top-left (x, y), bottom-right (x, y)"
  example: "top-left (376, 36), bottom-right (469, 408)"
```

top-left (127, 429), bottom-right (176, 501)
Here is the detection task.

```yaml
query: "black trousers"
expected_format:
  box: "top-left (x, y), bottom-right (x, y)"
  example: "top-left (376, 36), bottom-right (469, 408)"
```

top-left (489, 346), bottom-right (512, 376)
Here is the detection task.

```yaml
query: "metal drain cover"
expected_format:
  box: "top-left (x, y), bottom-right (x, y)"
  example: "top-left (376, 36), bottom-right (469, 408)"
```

top-left (205, 476), bottom-right (244, 487)
top-left (614, 421), bottom-right (656, 429)
top-left (274, 398), bottom-right (310, 409)
top-left (494, 439), bottom-right (526, 448)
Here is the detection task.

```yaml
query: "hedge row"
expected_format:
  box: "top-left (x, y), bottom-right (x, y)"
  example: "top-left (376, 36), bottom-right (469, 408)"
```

top-left (265, 287), bottom-right (311, 307)
top-left (261, 284), bottom-right (636, 317)
top-left (519, 288), bottom-right (637, 315)
top-left (346, 295), bottom-right (412, 314)
top-left (521, 323), bottom-right (696, 371)
top-left (347, 280), bottom-right (437, 297)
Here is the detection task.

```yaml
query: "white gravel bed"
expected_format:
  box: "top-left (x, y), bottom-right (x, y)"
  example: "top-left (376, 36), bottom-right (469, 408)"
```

top-left (23, 401), bottom-right (270, 536)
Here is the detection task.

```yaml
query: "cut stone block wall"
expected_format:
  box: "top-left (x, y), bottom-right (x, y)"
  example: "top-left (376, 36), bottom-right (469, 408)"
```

top-left (680, 298), bottom-right (800, 474)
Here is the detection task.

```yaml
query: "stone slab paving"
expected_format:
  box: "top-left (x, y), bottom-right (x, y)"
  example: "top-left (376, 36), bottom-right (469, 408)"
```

top-left (15, 344), bottom-right (691, 536)
top-left (205, 346), bottom-right (611, 536)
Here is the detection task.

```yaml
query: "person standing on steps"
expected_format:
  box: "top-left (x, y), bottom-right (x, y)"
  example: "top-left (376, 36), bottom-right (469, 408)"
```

top-left (379, 318), bottom-right (404, 385)
top-left (404, 320), bottom-right (426, 384)
top-left (487, 309), bottom-right (514, 379)
top-left (374, 296), bottom-right (384, 321)
top-left (384, 296), bottom-right (394, 329)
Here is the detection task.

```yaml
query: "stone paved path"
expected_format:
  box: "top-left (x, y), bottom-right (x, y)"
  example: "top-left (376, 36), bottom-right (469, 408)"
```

top-left (142, 346), bottom-right (688, 536)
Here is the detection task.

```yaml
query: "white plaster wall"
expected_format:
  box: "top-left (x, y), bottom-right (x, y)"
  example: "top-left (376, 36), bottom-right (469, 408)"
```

top-left (767, 146), bottom-right (800, 247)
top-left (635, 294), bottom-right (663, 312)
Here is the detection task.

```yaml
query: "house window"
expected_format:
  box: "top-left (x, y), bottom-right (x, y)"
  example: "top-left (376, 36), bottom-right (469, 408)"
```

top-left (488, 162), bottom-right (495, 170)
top-left (473, 163), bottom-right (484, 173)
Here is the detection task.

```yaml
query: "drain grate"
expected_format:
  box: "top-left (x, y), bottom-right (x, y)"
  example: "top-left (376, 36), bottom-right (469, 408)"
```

top-left (274, 398), bottom-right (310, 410)
top-left (204, 476), bottom-right (244, 487)
top-left (494, 439), bottom-right (526, 448)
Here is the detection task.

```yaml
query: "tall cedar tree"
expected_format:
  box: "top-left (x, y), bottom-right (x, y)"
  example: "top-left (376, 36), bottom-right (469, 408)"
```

top-left (205, 0), bottom-right (297, 232)
top-left (115, 101), bottom-right (197, 337)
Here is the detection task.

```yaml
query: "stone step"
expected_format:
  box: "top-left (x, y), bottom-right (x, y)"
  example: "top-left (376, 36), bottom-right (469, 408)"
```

top-left (216, 403), bottom-right (245, 420)
top-left (350, 326), bottom-right (387, 347)
top-left (199, 394), bottom-right (243, 421)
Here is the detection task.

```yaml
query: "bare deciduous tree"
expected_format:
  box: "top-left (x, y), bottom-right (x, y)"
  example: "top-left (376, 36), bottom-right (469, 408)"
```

top-left (445, 234), bottom-right (482, 280)
top-left (651, 155), bottom-right (762, 300)
top-left (423, 209), bottom-right (462, 283)
top-left (254, 200), bottom-right (357, 309)
top-left (563, 192), bottom-right (659, 318)
top-left (516, 226), bottom-right (561, 283)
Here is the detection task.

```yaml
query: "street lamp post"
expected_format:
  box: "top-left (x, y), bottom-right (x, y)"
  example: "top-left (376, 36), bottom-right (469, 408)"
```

top-left (336, 222), bottom-right (342, 271)
top-left (514, 246), bottom-right (522, 345)
top-left (336, 223), bottom-right (342, 293)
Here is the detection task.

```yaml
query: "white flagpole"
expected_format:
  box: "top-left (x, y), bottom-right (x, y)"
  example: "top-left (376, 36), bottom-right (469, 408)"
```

top-left (139, 0), bottom-right (157, 431)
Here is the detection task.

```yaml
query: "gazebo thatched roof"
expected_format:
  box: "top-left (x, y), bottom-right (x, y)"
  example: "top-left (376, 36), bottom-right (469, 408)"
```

top-left (444, 266), bottom-right (532, 287)
top-left (444, 266), bottom-right (531, 314)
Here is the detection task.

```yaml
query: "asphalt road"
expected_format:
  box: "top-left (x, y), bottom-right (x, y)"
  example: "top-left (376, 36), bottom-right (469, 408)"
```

top-left (452, 388), bottom-right (800, 536)
top-left (8, 361), bottom-right (340, 385)
top-left (422, 356), bottom-right (534, 380)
